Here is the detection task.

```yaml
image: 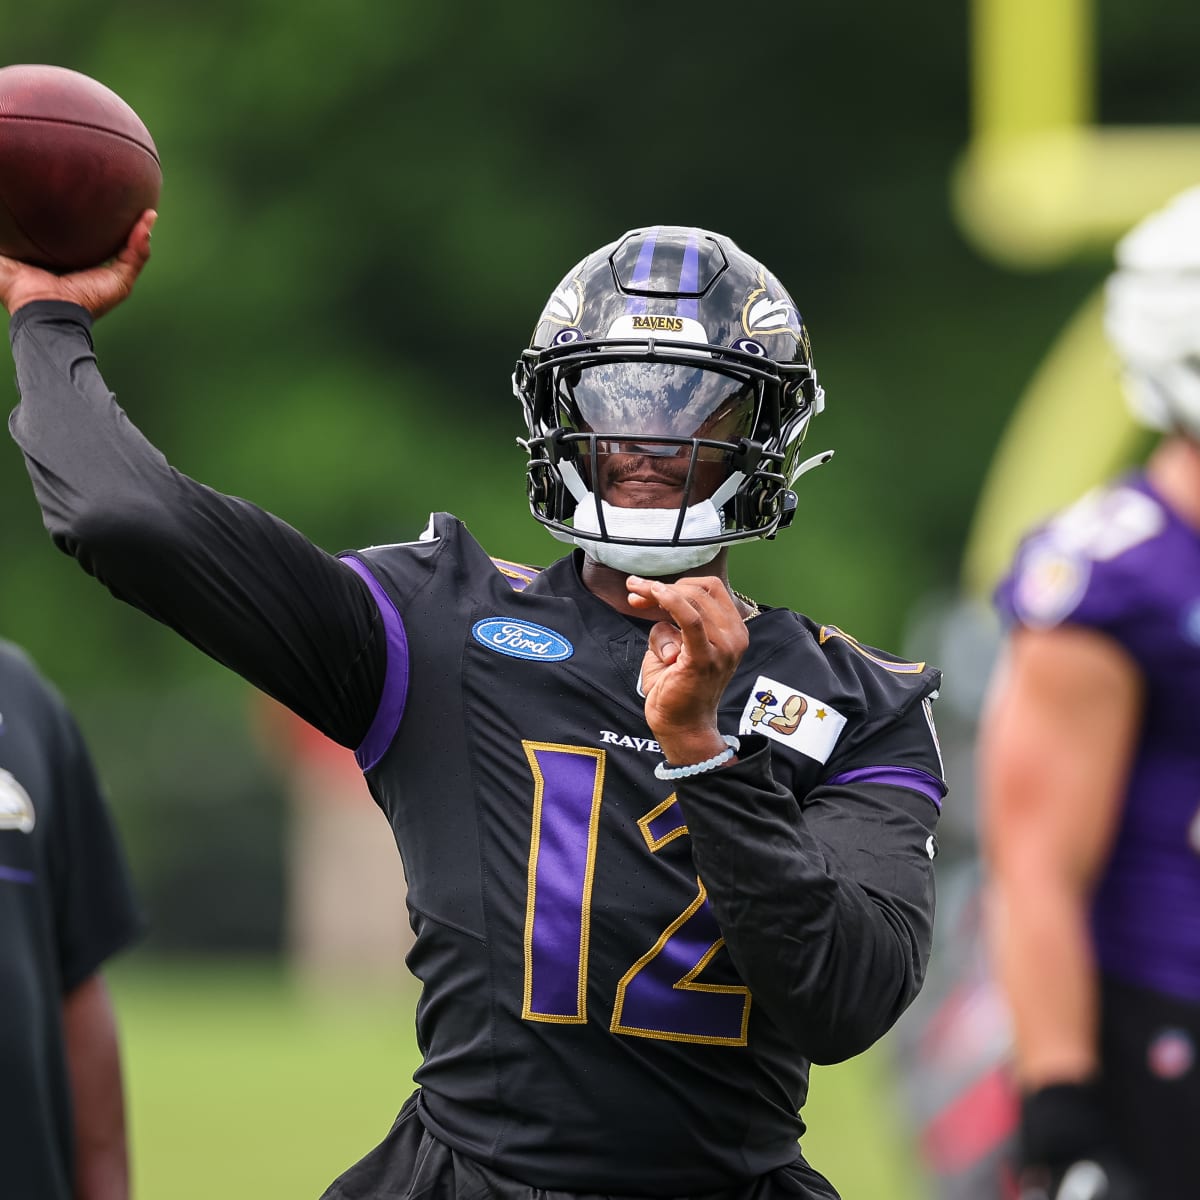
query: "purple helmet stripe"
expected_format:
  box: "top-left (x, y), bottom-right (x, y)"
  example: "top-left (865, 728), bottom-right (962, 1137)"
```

top-left (823, 764), bottom-right (946, 810)
top-left (0, 865), bottom-right (35, 885)
top-left (624, 229), bottom-right (658, 315)
top-left (676, 231), bottom-right (701, 320)
top-left (340, 553), bottom-right (411, 772)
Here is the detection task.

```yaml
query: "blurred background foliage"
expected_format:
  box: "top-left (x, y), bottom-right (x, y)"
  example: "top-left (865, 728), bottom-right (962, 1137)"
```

top-left (1, 1), bottom-right (1197, 947)
top-left (4, 3), bottom-right (1200, 1196)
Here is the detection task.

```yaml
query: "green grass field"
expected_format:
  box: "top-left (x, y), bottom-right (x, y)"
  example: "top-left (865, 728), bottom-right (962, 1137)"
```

top-left (111, 959), bottom-right (930, 1199)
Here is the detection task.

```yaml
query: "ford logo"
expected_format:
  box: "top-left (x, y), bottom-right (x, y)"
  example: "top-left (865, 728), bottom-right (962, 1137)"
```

top-left (471, 618), bottom-right (574, 662)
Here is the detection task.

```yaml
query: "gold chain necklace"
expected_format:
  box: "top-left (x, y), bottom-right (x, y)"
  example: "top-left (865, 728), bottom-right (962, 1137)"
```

top-left (732, 589), bottom-right (761, 621)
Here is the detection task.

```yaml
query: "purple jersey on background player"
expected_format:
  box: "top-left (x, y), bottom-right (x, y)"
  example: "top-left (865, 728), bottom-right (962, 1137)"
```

top-left (995, 473), bottom-right (1200, 1005)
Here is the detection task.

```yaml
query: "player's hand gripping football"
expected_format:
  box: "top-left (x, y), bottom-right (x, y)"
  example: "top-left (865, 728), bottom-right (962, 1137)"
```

top-left (0, 209), bottom-right (155, 319)
top-left (626, 575), bottom-right (747, 769)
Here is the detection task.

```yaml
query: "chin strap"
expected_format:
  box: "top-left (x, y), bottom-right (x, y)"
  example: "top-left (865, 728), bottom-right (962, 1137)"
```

top-left (546, 450), bottom-right (835, 576)
top-left (570, 497), bottom-right (726, 574)
top-left (558, 460), bottom-right (589, 504)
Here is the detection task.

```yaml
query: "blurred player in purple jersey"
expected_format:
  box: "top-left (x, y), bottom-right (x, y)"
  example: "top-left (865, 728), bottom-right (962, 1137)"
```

top-left (984, 188), bottom-right (1200, 1200)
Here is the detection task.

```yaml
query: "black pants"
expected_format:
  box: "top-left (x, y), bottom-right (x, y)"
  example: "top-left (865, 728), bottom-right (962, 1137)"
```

top-left (320, 1091), bottom-right (838, 1200)
top-left (1099, 976), bottom-right (1200, 1200)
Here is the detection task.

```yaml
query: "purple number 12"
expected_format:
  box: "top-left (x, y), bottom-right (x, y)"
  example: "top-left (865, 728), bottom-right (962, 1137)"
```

top-left (521, 741), bottom-right (751, 1046)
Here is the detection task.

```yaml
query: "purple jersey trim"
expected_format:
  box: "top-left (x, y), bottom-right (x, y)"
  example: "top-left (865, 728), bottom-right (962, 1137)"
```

top-left (0, 865), bottom-right (35, 885)
top-left (491, 558), bottom-right (541, 592)
top-left (824, 764), bottom-right (946, 810)
top-left (340, 554), bottom-right (411, 772)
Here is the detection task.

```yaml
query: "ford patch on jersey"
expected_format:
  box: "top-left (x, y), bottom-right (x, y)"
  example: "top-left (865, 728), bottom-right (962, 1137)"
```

top-left (472, 618), bottom-right (574, 662)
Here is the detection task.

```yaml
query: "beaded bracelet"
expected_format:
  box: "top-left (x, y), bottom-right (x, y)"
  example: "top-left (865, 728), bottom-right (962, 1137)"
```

top-left (653, 735), bottom-right (741, 781)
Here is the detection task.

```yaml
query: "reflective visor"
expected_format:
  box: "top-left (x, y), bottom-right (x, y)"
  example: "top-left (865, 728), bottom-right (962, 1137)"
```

top-left (555, 361), bottom-right (758, 444)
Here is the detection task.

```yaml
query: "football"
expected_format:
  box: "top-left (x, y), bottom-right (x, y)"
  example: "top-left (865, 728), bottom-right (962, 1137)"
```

top-left (0, 64), bottom-right (161, 271)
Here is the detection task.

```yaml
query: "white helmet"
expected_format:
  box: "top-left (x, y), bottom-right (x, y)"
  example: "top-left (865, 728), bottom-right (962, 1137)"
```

top-left (1104, 186), bottom-right (1200, 438)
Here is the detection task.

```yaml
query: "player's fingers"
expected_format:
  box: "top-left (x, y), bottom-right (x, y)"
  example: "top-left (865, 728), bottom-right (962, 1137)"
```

top-left (628, 575), bottom-right (722, 598)
top-left (628, 576), bottom-right (713, 626)
top-left (655, 584), bottom-right (708, 634)
top-left (647, 620), bottom-right (682, 665)
top-left (642, 578), bottom-right (746, 657)
top-left (660, 576), bottom-right (739, 620)
top-left (78, 212), bottom-right (156, 317)
top-left (112, 211), bottom-right (155, 276)
top-left (131, 209), bottom-right (156, 259)
top-left (626, 578), bottom-right (692, 635)
top-left (625, 575), bottom-right (661, 607)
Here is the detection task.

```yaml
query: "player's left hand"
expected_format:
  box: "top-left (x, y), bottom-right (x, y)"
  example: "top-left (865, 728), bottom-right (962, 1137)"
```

top-left (0, 208), bottom-right (155, 318)
top-left (626, 574), bottom-right (747, 767)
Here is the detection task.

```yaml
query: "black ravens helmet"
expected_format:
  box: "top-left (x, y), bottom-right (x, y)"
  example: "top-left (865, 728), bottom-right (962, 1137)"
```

top-left (513, 225), bottom-right (829, 575)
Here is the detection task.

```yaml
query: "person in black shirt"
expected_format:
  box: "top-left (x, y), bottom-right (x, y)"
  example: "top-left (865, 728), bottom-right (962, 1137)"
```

top-left (0, 639), bottom-right (142, 1200)
top-left (1, 216), bottom-right (944, 1199)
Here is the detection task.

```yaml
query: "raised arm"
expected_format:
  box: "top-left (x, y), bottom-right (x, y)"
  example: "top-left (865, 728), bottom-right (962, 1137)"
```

top-left (0, 216), bottom-right (384, 748)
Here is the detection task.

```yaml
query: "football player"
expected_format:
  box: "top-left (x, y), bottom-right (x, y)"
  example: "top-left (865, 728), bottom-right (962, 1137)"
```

top-left (0, 220), bottom-right (944, 1199)
top-left (982, 188), bottom-right (1200, 1200)
top-left (0, 639), bottom-right (142, 1200)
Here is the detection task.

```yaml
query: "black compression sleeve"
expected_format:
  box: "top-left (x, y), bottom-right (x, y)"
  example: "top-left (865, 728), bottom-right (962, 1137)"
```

top-left (8, 300), bottom-right (384, 749)
top-left (675, 734), bottom-right (937, 1064)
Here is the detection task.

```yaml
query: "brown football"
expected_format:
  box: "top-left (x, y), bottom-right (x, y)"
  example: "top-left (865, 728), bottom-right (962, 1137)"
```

top-left (0, 64), bottom-right (161, 271)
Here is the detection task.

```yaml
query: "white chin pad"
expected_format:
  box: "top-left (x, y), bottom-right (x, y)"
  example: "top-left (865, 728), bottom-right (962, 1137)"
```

top-left (571, 493), bottom-right (723, 576)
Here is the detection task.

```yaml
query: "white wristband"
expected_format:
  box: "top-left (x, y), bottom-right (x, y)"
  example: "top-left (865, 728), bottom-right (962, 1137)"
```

top-left (653, 735), bottom-right (741, 781)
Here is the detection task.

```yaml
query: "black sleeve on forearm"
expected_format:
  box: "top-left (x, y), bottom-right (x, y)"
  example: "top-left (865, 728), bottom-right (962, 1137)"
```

top-left (7, 301), bottom-right (384, 749)
top-left (675, 734), bottom-right (937, 1065)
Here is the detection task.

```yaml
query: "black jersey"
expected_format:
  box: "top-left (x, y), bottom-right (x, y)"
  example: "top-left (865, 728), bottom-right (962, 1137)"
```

top-left (337, 517), bottom-right (944, 1192)
top-left (9, 302), bottom-right (943, 1197)
top-left (0, 640), bottom-right (143, 1200)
